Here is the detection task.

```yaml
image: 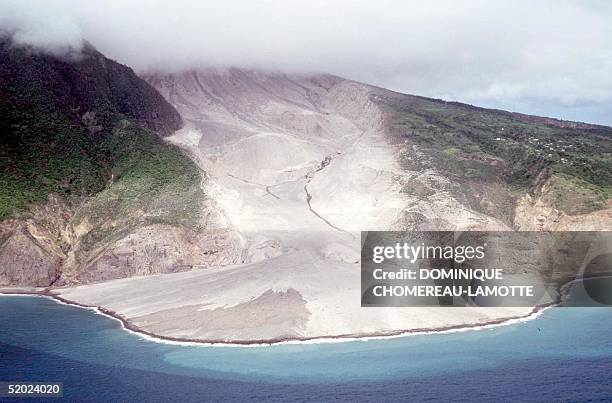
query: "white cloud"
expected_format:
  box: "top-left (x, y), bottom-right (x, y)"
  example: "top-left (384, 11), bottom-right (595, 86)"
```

top-left (0, 0), bottom-right (82, 52)
top-left (1, 0), bottom-right (611, 124)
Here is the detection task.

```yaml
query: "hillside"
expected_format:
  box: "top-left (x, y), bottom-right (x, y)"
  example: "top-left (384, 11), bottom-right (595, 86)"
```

top-left (0, 38), bottom-right (182, 218)
top-left (2, 61), bottom-right (611, 341)
top-left (56, 69), bottom-right (611, 343)
top-left (0, 39), bottom-right (238, 287)
top-left (375, 91), bottom-right (612, 227)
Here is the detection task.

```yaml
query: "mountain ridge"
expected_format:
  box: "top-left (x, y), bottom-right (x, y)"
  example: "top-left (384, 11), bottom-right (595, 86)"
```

top-left (0, 39), bottom-right (238, 287)
top-left (1, 45), bottom-right (611, 341)
top-left (1, 46), bottom-right (611, 290)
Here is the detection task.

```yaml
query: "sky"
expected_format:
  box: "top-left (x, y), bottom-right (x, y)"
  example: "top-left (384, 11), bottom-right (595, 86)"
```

top-left (1, 0), bottom-right (611, 125)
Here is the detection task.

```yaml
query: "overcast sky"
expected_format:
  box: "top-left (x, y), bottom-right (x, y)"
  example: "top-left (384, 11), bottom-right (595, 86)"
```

top-left (2, 0), bottom-right (611, 125)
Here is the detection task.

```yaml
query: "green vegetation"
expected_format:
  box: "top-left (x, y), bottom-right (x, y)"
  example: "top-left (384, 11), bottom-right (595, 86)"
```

top-left (0, 99), bottom-right (105, 218)
top-left (0, 38), bottom-right (181, 219)
top-left (380, 94), bottom-right (612, 216)
top-left (0, 38), bottom-right (204, 280)
top-left (0, 107), bottom-right (200, 223)
top-left (540, 174), bottom-right (608, 215)
top-left (71, 121), bottom-right (204, 266)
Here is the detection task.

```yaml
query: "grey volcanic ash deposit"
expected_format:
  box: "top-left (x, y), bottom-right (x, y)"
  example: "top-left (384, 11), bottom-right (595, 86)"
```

top-left (58, 70), bottom-right (529, 343)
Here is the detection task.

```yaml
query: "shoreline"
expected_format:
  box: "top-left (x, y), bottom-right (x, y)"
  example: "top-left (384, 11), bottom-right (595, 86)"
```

top-left (0, 288), bottom-right (555, 348)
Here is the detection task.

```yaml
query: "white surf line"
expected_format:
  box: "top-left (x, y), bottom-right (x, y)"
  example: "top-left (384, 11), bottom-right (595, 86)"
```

top-left (0, 292), bottom-right (553, 349)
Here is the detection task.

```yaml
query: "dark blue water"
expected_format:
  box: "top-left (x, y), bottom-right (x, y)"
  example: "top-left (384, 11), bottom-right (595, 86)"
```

top-left (1, 296), bottom-right (611, 402)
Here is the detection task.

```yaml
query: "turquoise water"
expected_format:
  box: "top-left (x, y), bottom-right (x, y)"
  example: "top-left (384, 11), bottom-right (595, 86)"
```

top-left (1, 295), bottom-right (612, 401)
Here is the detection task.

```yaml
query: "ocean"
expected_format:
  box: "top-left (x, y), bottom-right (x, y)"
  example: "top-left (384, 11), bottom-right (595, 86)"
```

top-left (1, 295), bottom-right (611, 402)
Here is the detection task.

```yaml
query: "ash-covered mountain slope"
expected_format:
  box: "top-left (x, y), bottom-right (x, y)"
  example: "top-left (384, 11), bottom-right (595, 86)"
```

top-left (0, 40), bottom-right (239, 287)
top-left (147, 69), bottom-right (612, 233)
top-left (146, 70), bottom-right (510, 234)
top-left (3, 58), bottom-right (611, 341)
top-left (57, 69), bottom-right (611, 343)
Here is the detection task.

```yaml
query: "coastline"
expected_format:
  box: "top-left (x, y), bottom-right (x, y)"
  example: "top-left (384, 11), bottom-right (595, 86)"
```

top-left (0, 287), bottom-right (554, 348)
